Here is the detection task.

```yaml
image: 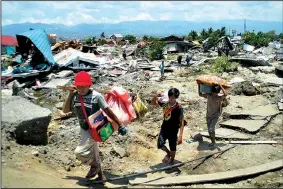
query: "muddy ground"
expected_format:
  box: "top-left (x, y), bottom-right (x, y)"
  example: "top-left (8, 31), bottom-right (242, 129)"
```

top-left (1, 61), bottom-right (283, 188)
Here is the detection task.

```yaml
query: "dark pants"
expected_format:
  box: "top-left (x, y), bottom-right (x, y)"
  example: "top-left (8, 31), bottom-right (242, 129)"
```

top-left (218, 49), bottom-right (222, 57)
top-left (157, 128), bottom-right (178, 152)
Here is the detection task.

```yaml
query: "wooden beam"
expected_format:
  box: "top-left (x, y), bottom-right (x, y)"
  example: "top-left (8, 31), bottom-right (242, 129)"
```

top-left (229, 141), bottom-right (278, 144)
top-left (129, 159), bottom-right (283, 186)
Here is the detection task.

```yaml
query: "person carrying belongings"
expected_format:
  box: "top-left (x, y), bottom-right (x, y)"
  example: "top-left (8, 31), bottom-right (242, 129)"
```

top-left (198, 83), bottom-right (227, 149)
top-left (151, 88), bottom-right (185, 165)
top-left (61, 71), bottom-right (128, 183)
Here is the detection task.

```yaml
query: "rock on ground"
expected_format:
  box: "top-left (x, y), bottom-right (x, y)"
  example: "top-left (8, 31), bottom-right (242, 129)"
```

top-left (230, 81), bottom-right (258, 96)
top-left (2, 96), bottom-right (52, 145)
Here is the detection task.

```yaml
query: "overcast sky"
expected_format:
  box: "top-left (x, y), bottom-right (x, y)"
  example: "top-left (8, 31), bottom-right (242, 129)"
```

top-left (2, 1), bottom-right (282, 26)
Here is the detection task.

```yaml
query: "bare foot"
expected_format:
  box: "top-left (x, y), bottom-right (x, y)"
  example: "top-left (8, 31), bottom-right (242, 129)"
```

top-left (162, 155), bottom-right (170, 163)
top-left (98, 175), bottom-right (106, 184)
top-left (85, 167), bottom-right (98, 179)
top-left (168, 159), bottom-right (175, 165)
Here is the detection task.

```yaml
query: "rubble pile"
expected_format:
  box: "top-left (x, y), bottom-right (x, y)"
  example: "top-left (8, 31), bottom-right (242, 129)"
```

top-left (1, 30), bottom-right (283, 188)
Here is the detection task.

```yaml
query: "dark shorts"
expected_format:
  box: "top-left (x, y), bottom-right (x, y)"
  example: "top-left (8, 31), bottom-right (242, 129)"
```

top-left (157, 128), bottom-right (178, 152)
top-left (206, 116), bottom-right (219, 134)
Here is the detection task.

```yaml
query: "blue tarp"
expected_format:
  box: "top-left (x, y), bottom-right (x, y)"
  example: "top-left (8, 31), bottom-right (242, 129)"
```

top-left (6, 46), bottom-right (16, 56)
top-left (16, 29), bottom-right (56, 66)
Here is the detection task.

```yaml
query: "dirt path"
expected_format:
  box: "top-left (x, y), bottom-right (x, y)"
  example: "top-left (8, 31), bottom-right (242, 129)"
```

top-left (2, 156), bottom-right (85, 188)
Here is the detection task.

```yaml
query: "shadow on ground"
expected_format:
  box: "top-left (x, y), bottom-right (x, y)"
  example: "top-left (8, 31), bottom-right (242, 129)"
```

top-left (197, 141), bottom-right (227, 151)
top-left (149, 160), bottom-right (182, 175)
top-left (63, 171), bottom-right (149, 188)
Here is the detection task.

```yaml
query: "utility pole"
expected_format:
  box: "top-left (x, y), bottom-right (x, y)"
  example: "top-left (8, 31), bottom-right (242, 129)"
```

top-left (244, 19), bottom-right (246, 34)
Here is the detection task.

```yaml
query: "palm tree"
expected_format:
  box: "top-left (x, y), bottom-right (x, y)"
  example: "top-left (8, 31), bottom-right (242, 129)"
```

top-left (220, 27), bottom-right (226, 36)
top-left (189, 30), bottom-right (198, 40)
top-left (208, 27), bottom-right (214, 35)
top-left (100, 32), bottom-right (105, 38)
top-left (201, 29), bottom-right (207, 40)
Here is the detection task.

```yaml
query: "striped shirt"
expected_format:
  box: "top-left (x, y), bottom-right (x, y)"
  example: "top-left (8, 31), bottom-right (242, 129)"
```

top-left (72, 90), bottom-right (108, 130)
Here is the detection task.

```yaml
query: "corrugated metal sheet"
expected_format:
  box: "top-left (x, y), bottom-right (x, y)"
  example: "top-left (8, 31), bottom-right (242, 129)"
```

top-left (1, 35), bottom-right (18, 46)
top-left (16, 29), bottom-right (56, 65)
top-left (53, 48), bottom-right (106, 67)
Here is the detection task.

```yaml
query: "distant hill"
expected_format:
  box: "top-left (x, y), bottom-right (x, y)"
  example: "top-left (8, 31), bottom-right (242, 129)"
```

top-left (2, 20), bottom-right (282, 38)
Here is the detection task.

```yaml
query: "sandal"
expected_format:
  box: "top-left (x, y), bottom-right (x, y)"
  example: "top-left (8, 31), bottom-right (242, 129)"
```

top-left (85, 167), bottom-right (98, 179)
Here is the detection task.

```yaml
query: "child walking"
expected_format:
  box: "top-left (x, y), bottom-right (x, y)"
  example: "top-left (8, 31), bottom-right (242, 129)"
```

top-left (198, 84), bottom-right (227, 148)
top-left (152, 88), bottom-right (184, 165)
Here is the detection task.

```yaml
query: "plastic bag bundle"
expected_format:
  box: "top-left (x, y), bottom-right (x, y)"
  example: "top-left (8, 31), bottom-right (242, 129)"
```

top-left (132, 94), bottom-right (148, 118)
top-left (105, 87), bottom-right (137, 129)
top-left (196, 75), bottom-right (231, 88)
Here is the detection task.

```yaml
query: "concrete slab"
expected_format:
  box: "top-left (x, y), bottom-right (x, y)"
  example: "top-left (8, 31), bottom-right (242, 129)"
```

top-left (55, 70), bottom-right (73, 78)
top-left (200, 128), bottom-right (251, 140)
top-left (42, 79), bottom-right (71, 89)
top-left (225, 104), bottom-right (280, 117)
top-left (220, 119), bottom-right (269, 133)
top-left (2, 96), bottom-right (52, 145)
top-left (278, 99), bottom-right (283, 111)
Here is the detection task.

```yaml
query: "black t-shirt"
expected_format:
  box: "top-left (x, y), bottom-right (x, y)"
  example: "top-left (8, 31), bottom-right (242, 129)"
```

top-left (158, 101), bottom-right (184, 134)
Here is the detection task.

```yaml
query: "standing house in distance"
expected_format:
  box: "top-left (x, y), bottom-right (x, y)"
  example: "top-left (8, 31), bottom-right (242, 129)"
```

top-left (110, 34), bottom-right (123, 43)
top-left (1, 35), bottom-right (18, 56)
top-left (162, 35), bottom-right (194, 54)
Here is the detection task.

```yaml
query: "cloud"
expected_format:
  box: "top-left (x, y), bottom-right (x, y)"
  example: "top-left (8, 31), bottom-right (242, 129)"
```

top-left (140, 1), bottom-right (174, 10)
top-left (2, 1), bottom-right (282, 26)
top-left (159, 12), bottom-right (173, 20)
top-left (119, 13), bottom-right (155, 22)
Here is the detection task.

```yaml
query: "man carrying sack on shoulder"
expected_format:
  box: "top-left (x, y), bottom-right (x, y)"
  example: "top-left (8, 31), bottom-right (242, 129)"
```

top-left (61, 71), bottom-right (128, 183)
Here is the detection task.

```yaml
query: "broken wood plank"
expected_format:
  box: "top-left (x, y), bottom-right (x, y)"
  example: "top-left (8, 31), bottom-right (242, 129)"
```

top-left (129, 159), bottom-right (283, 186)
top-left (220, 119), bottom-right (269, 133)
top-left (91, 145), bottom-right (236, 184)
top-left (200, 128), bottom-right (251, 140)
top-left (229, 141), bottom-right (278, 144)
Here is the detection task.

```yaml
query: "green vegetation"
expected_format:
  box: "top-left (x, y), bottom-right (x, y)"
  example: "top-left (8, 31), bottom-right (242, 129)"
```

top-left (123, 35), bottom-right (137, 44)
top-left (242, 30), bottom-right (282, 47)
top-left (149, 39), bottom-right (165, 61)
top-left (212, 56), bottom-right (239, 73)
top-left (185, 27), bottom-right (282, 50)
top-left (84, 37), bottom-right (96, 45)
top-left (142, 35), bottom-right (149, 41)
top-left (2, 59), bottom-right (11, 68)
top-left (98, 38), bottom-right (107, 46)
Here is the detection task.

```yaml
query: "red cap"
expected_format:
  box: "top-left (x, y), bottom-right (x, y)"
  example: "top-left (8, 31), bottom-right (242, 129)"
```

top-left (74, 71), bottom-right (93, 86)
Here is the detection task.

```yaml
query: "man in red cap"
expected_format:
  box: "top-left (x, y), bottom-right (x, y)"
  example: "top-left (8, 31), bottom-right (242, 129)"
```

top-left (62, 71), bottom-right (128, 183)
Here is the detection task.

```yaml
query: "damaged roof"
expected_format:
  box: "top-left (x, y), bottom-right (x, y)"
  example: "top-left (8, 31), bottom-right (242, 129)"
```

top-left (16, 29), bottom-right (56, 65)
top-left (111, 34), bottom-right (123, 38)
top-left (1, 35), bottom-right (18, 46)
